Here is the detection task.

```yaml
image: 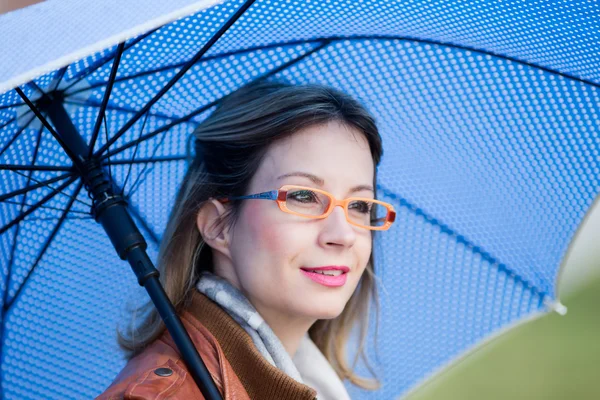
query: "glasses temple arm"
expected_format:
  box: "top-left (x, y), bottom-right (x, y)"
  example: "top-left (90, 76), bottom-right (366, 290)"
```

top-left (221, 190), bottom-right (279, 202)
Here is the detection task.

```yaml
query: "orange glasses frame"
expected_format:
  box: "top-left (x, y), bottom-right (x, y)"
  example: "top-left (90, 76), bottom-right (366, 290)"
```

top-left (222, 185), bottom-right (396, 231)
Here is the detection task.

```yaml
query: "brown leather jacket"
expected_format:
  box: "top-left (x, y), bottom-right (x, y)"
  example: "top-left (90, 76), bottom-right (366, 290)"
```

top-left (97, 292), bottom-right (317, 400)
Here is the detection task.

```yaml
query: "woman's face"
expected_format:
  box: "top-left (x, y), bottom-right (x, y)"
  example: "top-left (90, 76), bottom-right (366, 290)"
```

top-left (223, 120), bottom-right (375, 323)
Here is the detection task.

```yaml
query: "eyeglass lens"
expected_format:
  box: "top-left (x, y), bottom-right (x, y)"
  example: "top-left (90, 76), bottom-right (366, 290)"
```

top-left (285, 188), bottom-right (388, 227)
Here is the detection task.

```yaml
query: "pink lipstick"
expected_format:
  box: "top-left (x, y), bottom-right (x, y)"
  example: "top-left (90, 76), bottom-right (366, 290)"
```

top-left (300, 266), bottom-right (349, 287)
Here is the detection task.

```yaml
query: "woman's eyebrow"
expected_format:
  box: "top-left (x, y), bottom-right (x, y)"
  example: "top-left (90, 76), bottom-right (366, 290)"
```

top-left (350, 185), bottom-right (375, 194)
top-left (277, 172), bottom-right (374, 193)
top-left (277, 172), bottom-right (324, 185)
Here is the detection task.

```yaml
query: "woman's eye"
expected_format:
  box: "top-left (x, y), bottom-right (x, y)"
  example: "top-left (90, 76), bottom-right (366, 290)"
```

top-left (349, 201), bottom-right (372, 213)
top-left (288, 190), bottom-right (318, 203)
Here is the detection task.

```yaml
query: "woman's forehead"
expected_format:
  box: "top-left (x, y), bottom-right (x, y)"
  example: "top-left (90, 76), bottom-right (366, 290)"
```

top-left (254, 121), bottom-right (375, 190)
top-left (277, 171), bottom-right (375, 194)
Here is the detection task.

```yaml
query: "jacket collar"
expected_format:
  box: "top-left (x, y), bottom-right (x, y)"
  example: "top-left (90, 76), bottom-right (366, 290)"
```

top-left (186, 292), bottom-right (318, 400)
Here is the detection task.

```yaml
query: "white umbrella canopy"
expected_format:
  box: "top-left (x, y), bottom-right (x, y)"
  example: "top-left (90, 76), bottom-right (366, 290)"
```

top-left (1, 1), bottom-right (599, 399)
top-left (0, 0), bottom-right (222, 93)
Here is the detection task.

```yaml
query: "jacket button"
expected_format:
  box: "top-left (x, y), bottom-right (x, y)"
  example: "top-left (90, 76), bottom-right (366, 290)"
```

top-left (154, 367), bottom-right (174, 377)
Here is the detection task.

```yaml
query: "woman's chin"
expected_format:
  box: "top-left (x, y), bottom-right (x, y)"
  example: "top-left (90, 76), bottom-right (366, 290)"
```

top-left (297, 303), bottom-right (346, 321)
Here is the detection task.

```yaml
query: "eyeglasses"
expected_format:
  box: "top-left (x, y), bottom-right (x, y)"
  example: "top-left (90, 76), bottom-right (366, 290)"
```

top-left (220, 185), bottom-right (396, 231)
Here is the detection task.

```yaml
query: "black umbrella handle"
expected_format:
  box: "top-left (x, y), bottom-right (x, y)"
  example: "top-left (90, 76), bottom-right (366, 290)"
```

top-left (30, 94), bottom-right (223, 400)
top-left (90, 179), bottom-right (224, 400)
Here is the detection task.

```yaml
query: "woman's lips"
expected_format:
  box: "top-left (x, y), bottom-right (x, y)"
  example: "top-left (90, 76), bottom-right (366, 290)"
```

top-left (300, 267), bottom-right (349, 287)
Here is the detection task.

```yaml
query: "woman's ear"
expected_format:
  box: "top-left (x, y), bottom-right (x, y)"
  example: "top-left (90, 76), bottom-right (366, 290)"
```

top-left (196, 199), bottom-right (232, 258)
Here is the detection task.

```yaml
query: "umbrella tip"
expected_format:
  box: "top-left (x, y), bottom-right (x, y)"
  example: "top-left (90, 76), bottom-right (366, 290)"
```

top-left (545, 300), bottom-right (568, 316)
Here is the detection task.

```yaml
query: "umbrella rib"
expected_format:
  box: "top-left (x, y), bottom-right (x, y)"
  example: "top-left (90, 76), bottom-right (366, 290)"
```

top-left (27, 81), bottom-right (46, 96)
top-left (103, 114), bottom-right (114, 182)
top-left (17, 124), bottom-right (45, 207)
top-left (64, 40), bottom-right (320, 96)
top-left (12, 123), bottom-right (46, 223)
top-left (65, 34), bottom-right (600, 99)
top-left (0, 164), bottom-right (72, 172)
top-left (109, 155), bottom-right (188, 165)
top-left (128, 202), bottom-right (160, 245)
top-left (2, 224), bottom-right (21, 313)
top-left (0, 115), bottom-right (17, 131)
top-left (0, 175), bottom-right (78, 235)
top-left (0, 114), bottom-right (36, 158)
top-left (100, 40), bottom-right (332, 161)
top-left (1, 110), bottom-right (34, 131)
top-left (121, 112), bottom-right (150, 195)
top-left (125, 123), bottom-right (170, 198)
top-left (62, 30), bottom-right (157, 92)
top-left (3, 180), bottom-right (84, 312)
top-left (8, 169), bottom-right (91, 207)
top-left (0, 103), bottom-right (26, 111)
top-left (63, 99), bottom-right (177, 123)
top-left (0, 172), bottom-right (73, 202)
top-left (88, 42), bottom-right (125, 157)
top-left (94, 0), bottom-right (258, 158)
top-left (1, 198), bottom-right (89, 214)
top-left (23, 215), bottom-right (92, 221)
top-left (15, 87), bottom-right (79, 163)
top-left (330, 34), bottom-right (600, 89)
top-left (24, 216), bottom-right (94, 222)
top-left (378, 184), bottom-right (550, 300)
top-left (2, 123), bottom-right (45, 311)
top-left (50, 66), bottom-right (69, 92)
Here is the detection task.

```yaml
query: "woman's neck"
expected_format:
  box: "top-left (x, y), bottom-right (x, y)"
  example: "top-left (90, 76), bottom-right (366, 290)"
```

top-left (213, 266), bottom-right (316, 356)
top-left (251, 302), bottom-right (316, 356)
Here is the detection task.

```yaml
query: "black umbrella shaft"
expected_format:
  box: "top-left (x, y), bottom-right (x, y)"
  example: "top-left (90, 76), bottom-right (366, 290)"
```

top-left (127, 247), bottom-right (224, 400)
top-left (44, 97), bottom-right (88, 166)
top-left (41, 97), bottom-right (223, 400)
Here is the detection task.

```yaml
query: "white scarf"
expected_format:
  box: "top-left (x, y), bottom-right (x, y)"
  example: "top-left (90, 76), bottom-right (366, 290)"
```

top-left (197, 272), bottom-right (351, 400)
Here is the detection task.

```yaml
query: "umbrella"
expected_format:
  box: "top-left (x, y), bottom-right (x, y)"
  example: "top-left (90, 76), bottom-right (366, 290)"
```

top-left (1, 0), bottom-right (599, 399)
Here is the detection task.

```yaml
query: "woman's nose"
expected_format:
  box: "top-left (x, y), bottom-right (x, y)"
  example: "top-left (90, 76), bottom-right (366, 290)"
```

top-left (319, 206), bottom-right (357, 248)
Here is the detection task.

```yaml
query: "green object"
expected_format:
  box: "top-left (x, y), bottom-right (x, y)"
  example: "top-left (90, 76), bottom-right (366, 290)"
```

top-left (405, 277), bottom-right (600, 400)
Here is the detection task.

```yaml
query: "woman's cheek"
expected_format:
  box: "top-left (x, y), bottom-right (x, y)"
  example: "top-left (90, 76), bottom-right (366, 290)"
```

top-left (242, 202), bottom-right (290, 255)
top-left (362, 237), bottom-right (372, 267)
top-left (354, 235), bottom-right (372, 276)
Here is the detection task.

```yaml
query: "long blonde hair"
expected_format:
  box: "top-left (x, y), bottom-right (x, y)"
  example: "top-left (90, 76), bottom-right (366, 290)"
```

top-left (119, 81), bottom-right (383, 389)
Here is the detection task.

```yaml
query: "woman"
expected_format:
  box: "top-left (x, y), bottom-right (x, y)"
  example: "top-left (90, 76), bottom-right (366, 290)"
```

top-left (98, 81), bottom-right (396, 399)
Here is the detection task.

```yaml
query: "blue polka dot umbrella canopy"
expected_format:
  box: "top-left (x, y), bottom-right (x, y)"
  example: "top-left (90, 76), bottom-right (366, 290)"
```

top-left (1, 0), bottom-right (599, 399)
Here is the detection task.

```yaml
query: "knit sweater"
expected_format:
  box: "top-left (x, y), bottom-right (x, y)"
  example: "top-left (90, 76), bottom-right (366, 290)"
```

top-left (187, 292), bottom-right (319, 399)
top-left (98, 292), bottom-right (319, 399)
